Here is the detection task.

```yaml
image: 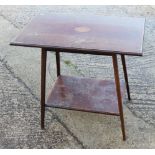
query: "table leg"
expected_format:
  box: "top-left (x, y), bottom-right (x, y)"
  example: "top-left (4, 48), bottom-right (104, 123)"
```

top-left (121, 55), bottom-right (131, 100)
top-left (56, 51), bottom-right (60, 77)
top-left (41, 48), bottom-right (47, 129)
top-left (112, 54), bottom-right (126, 141)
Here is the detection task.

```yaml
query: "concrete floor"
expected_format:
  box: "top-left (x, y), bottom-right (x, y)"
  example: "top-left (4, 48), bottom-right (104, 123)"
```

top-left (0, 5), bottom-right (155, 148)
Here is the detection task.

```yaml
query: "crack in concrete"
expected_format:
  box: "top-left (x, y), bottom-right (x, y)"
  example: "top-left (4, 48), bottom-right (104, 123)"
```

top-left (126, 104), bottom-right (155, 128)
top-left (0, 13), bottom-right (19, 29)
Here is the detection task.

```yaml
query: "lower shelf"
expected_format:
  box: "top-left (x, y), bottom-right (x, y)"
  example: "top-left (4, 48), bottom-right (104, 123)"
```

top-left (46, 75), bottom-right (125, 116)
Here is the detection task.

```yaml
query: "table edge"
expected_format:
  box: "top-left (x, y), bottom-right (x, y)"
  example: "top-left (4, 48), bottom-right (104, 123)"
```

top-left (10, 42), bottom-right (143, 56)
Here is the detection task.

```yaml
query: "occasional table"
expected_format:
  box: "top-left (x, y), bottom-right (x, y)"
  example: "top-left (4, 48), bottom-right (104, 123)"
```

top-left (10, 14), bottom-right (145, 140)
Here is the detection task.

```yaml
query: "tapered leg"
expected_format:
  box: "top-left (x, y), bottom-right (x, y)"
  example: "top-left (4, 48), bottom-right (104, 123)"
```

top-left (56, 51), bottom-right (60, 77)
top-left (121, 55), bottom-right (131, 100)
top-left (41, 48), bottom-right (47, 129)
top-left (112, 54), bottom-right (126, 141)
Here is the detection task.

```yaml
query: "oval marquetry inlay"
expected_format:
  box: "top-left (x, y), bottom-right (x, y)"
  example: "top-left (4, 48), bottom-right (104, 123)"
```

top-left (74, 26), bottom-right (90, 33)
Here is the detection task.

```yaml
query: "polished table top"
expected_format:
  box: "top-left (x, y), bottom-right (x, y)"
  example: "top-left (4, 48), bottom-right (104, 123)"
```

top-left (10, 14), bottom-right (145, 56)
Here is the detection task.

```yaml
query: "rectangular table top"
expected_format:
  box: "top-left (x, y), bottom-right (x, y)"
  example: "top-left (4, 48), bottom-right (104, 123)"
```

top-left (10, 14), bottom-right (145, 56)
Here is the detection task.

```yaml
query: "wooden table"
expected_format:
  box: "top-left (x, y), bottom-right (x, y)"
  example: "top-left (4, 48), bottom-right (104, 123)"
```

top-left (10, 14), bottom-right (145, 140)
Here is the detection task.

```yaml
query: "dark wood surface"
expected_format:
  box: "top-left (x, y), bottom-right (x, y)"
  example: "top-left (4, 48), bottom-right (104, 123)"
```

top-left (41, 49), bottom-right (47, 129)
top-left (10, 14), bottom-right (145, 56)
top-left (112, 55), bottom-right (126, 140)
top-left (46, 75), bottom-right (125, 115)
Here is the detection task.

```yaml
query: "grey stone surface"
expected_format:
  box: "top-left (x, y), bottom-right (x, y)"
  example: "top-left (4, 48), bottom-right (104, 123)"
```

top-left (0, 5), bottom-right (155, 148)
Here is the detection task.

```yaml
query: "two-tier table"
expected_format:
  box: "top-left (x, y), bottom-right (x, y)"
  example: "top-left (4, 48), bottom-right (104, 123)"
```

top-left (10, 14), bottom-right (145, 140)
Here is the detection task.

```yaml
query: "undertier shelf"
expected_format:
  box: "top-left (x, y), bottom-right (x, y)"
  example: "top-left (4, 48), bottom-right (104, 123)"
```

top-left (46, 75), bottom-right (125, 116)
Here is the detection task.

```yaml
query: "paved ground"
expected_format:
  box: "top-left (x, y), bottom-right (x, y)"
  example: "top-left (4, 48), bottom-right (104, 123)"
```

top-left (0, 5), bottom-right (155, 148)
